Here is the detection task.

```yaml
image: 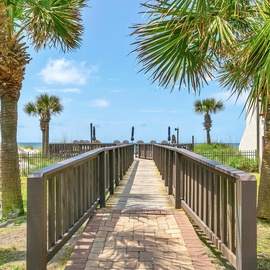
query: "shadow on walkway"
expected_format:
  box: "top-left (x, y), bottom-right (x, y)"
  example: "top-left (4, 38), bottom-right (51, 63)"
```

top-left (64, 159), bottom-right (218, 270)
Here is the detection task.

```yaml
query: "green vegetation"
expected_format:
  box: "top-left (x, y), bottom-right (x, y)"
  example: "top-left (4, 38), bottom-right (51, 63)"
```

top-left (21, 177), bottom-right (27, 213)
top-left (24, 94), bottom-right (64, 157)
top-left (194, 143), bottom-right (259, 173)
top-left (258, 219), bottom-right (270, 270)
top-left (251, 174), bottom-right (270, 269)
top-left (0, 247), bottom-right (24, 268)
top-left (194, 143), bottom-right (232, 151)
top-left (194, 99), bottom-right (224, 144)
top-left (0, 178), bottom-right (27, 224)
top-left (19, 153), bottom-right (69, 177)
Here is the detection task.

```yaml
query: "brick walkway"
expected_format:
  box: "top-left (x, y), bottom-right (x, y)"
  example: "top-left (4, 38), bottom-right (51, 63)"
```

top-left (65, 159), bottom-right (215, 270)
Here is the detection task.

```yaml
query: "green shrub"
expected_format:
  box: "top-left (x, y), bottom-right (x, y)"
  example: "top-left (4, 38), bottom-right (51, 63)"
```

top-left (194, 144), bottom-right (259, 173)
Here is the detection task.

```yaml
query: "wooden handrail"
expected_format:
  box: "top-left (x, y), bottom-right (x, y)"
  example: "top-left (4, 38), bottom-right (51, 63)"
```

top-left (27, 144), bottom-right (134, 270)
top-left (148, 144), bottom-right (257, 270)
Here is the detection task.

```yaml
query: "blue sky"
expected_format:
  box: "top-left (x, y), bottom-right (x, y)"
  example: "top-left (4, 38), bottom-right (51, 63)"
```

top-left (18, 0), bottom-right (247, 144)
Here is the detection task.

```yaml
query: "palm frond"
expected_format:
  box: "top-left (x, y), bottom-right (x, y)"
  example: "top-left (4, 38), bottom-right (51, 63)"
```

top-left (23, 0), bottom-right (87, 52)
top-left (131, 0), bottom-right (256, 92)
top-left (219, 14), bottom-right (270, 114)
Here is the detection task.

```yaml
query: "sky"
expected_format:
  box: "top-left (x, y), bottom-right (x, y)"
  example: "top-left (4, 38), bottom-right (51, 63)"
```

top-left (17, 0), bottom-right (248, 144)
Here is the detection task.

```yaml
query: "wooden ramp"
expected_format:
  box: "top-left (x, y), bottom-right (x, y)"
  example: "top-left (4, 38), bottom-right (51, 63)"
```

top-left (64, 158), bottom-right (215, 270)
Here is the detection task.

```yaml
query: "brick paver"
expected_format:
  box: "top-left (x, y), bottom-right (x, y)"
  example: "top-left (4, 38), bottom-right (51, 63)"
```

top-left (65, 159), bottom-right (215, 270)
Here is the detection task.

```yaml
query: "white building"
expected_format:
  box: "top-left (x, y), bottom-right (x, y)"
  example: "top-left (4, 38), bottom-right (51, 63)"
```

top-left (239, 105), bottom-right (264, 160)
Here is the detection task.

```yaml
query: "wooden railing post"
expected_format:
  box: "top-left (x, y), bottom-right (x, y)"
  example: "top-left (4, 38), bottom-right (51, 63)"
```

top-left (99, 151), bottom-right (106, 208)
top-left (168, 150), bottom-right (173, 195)
top-left (27, 176), bottom-right (47, 270)
top-left (174, 152), bottom-right (181, 208)
top-left (109, 149), bottom-right (115, 195)
top-left (119, 148), bottom-right (123, 180)
top-left (123, 147), bottom-right (126, 172)
top-left (236, 176), bottom-right (257, 270)
top-left (162, 148), bottom-right (168, 187)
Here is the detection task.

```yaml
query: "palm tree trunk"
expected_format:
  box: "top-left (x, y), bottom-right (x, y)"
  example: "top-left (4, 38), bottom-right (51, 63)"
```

top-left (206, 130), bottom-right (211, 144)
top-left (204, 113), bottom-right (212, 144)
top-left (40, 120), bottom-right (46, 157)
top-left (1, 95), bottom-right (24, 217)
top-left (41, 129), bottom-right (46, 157)
top-left (44, 121), bottom-right (49, 157)
top-left (257, 107), bottom-right (270, 220)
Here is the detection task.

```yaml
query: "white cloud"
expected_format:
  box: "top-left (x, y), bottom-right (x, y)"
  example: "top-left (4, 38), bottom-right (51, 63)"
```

top-left (88, 99), bottom-right (110, 107)
top-left (61, 88), bottom-right (81, 93)
top-left (140, 109), bottom-right (164, 113)
top-left (213, 91), bottom-right (248, 106)
top-left (36, 87), bottom-right (81, 93)
top-left (62, 98), bottom-right (73, 105)
top-left (39, 58), bottom-right (98, 85)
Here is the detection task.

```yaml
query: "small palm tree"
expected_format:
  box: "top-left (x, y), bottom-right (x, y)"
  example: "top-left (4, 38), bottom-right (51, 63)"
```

top-left (24, 94), bottom-right (64, 157)
top-left (194, 98), bottom-right (224, 144)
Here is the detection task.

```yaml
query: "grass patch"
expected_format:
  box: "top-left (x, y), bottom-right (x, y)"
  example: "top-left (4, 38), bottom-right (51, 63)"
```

top-left (0, 247), bottom-right (17, 265)
top-left (258, 219), bottom-right (270, 270)
top-left (0, 247), bottom-right (25, 268)
top-left (21, 177), bottom-right (27, 213)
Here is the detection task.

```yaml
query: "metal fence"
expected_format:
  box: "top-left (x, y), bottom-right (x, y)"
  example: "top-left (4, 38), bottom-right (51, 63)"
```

top-left (19, 143), bottom-right (117, 176)
top-left (195, 150), bottom-right (257, 163)
top-left (19, 153), bottom-right (69, 176)
top-left (194, 150), bottom-right (259, 172)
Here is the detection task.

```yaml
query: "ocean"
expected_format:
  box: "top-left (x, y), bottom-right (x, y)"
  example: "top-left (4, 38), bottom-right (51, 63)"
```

top-left (18, 142), bottom-right (240, 149)
top-left (228, 143), bottom-right (240, 148)
top-left (18, 142), bottom-right (42, 149)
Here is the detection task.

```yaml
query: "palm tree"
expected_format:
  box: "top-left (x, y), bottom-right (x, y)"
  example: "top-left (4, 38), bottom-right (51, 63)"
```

top-left (24, 94), bottom-right (64, 157)
top-left (194, 98), bottom-right (224, 144)
top-left (0, 0), bottom-right (86, 218)
top-left (131, 1), bottom-right (270, 219)
top-left (218, 2), bottom-right (270, 219)
top-left (131, 0), bottom-right (258, 91)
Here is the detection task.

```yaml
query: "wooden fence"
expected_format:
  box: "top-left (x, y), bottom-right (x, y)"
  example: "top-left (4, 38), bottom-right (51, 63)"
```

top-left (140, 144), bottom-right (257, 270)
top-left (27, 144), bottom-right (134, 270)
top-left (49, 143), bottom-right (116, 156)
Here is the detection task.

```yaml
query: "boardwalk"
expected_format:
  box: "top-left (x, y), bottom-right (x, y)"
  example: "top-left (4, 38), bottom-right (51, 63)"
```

top-left (64, 158), bottom-right (215, 270)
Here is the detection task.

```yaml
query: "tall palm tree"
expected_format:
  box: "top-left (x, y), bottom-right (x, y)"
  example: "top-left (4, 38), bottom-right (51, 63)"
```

top-left (131, 1), bottom-right (270, 219)
top-left (219, 1), bottom-right (270, 219)
top-left (0, 0), bottom-right (86, 218)
top-left (24, 94), bottom-right (64, 157)
top-left (194, 98), bottom-right (224, 144)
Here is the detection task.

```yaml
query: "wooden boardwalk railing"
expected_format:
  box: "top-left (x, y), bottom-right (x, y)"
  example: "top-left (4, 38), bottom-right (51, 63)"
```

top-left (27, 143), bottom-right (257, 270)
top-left (27, 144), bottom-right (134, 270)
top-left (137, 143), bottom-right (257, 270)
